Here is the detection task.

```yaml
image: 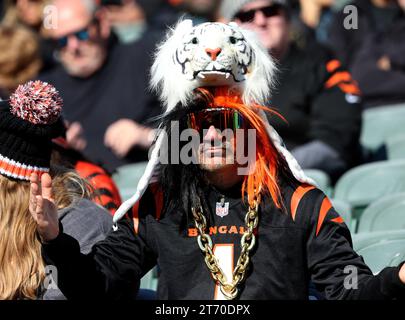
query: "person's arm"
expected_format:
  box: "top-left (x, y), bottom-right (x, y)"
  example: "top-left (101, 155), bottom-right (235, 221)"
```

top-left (301, 188), bottom-right (405, 299)
top-left (30, 173), bottom-right (155, 300)
top-left (350, 36), bottom-right (405, 100)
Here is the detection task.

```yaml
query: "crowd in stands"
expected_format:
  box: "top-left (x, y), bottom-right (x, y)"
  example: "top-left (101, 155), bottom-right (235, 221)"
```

top-left (0, 0), bottom-right (404, 300)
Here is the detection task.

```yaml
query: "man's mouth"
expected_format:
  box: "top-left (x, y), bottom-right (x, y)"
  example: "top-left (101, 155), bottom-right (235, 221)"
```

top-left (200, 145), bottom-right (230, 158)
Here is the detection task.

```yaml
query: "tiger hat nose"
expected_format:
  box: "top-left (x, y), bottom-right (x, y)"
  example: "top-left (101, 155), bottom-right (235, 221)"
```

top-left (205, 47), bottom-right (222, 61)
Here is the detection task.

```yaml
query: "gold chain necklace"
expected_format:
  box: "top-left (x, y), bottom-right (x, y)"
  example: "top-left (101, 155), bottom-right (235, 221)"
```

top-left (192, 194), bottom-right (260, 300)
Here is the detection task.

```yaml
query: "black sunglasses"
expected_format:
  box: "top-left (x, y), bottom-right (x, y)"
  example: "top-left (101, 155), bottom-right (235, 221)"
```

top-left (56, 28), bottom-right (90, 48)
top-left (186, 108), bottom-right (245, 137)
top-left (233, 4), bottom-right (284, 23)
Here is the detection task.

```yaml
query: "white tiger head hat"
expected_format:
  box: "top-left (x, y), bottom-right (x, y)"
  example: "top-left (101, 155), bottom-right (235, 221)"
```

top-left (113, 20), bottom-right (313, 224)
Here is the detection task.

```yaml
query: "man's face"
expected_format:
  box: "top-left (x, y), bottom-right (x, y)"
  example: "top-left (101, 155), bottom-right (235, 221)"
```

top-left (234, 0), bottom-right (290, 53)
top-left (49, 1), bottom-right (107, 78)
top-left (187, 108), bottom-right (252, 173)
top-left (197, 125), bottom-right (238, 172)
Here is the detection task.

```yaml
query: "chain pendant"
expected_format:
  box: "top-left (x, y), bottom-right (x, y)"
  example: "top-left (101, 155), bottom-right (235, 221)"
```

top-left (192, 194), bottom-right (261, 300)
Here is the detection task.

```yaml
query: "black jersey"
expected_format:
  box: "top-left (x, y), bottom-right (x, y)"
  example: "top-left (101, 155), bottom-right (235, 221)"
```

top-left (42, 182), bottom-right (405, 300)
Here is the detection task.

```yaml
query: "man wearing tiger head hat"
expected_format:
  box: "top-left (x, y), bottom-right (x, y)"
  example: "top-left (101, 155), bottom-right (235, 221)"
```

top-left (32, 20), bottom-right (405, 300)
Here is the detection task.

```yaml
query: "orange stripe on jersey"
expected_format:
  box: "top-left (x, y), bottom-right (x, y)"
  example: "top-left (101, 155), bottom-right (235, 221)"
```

top-left (325, 71), bottom-right (352, 89)
top-left (316, 197), bottom-right (333, 236)
top-left (338, 82), bottom-right (361, 95)
top-left (290, 184), bottom-right (316, 221)
top-left (331, 216), bottom-right (345, 224)
top-left (132, 200), bottom-right (140, 234)
top-left (326, 60), bottom-right (341, 73)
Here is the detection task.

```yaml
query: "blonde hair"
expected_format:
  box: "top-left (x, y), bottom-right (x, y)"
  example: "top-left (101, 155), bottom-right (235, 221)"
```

top-left (0, 169), bottom-right (92, 300)
top-left (0, 24), bottom-right (42, 95)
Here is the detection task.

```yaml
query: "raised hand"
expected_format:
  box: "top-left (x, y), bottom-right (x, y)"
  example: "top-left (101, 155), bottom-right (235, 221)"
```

top-left (29, 173), bottom-right (59, 242)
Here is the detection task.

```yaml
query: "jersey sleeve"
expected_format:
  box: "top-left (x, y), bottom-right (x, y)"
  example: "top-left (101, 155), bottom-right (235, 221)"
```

top-left (302, 189), bottom-right (405, 300)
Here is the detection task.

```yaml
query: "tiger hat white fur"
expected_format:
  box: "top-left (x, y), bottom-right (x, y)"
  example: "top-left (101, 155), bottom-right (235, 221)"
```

top-left (113, 20), bottom-right (313, 224)
top-left (151, 20), bottom-right (276, 111)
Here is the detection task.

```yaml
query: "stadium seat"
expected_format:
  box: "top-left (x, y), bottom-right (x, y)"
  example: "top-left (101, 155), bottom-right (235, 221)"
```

top-left (352, 230), bottom-right (405, 274)
top-left (357, 193), bottom-right (405, 233)
top-left (304, 169), bottom-right (332, 196)
top-left (332, 0), bottom-right (353, 10)
top-left (333, 160), bottom-right (405, 210)
top-left (112, 162), bottom-right (148, 201)
top-left (386, 134), bottom-right (405, 160)
top-left (140, 266), bottom-right (159, 291)
top-left (360, 103), bottom-right (405, 152)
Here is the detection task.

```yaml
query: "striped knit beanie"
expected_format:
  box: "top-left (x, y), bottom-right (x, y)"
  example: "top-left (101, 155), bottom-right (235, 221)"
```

top-left (0, 80), bottom-right (65, 181)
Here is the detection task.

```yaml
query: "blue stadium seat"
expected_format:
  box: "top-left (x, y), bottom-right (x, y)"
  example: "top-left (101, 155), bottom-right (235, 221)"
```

top-left (360, 103), bottom-right (405, 152)
top-left (334, 160), bottom-right (405, 209)
top-left (353, 230), bottom-right (405, 274)
top-left (386, 134), bottom-right (405, 160)
top-left (358, 193), bottom-right (405, 233)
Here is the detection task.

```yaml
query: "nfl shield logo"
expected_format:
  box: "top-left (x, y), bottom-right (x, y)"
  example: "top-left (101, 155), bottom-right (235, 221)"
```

top-left (216, 202), bottom-right (230, 218)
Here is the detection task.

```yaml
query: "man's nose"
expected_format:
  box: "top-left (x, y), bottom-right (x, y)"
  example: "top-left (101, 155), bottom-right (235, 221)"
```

top-left (203, 125), bottom-right (222, 142)
top-left (66, 35), bottom-right (80, 51)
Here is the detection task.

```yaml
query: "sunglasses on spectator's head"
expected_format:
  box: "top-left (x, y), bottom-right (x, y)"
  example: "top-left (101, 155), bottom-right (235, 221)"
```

top-left (56, 28), bottom-right (90, 48)
top-left (186, 108), bottom-right (245, 137)
top-left (233, 4), bottom-right (284, 23)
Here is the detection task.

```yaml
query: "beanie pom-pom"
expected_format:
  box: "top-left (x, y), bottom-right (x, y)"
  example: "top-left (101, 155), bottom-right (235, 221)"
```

top-left (9, 80), bottom-right (63, 125)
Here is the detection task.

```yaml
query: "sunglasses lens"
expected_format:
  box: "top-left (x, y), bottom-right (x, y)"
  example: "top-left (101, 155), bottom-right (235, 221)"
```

top-left (187, 109), bottom-right (244, 136)
top-left (56, 28), bottom-right (89, 48)
top-left (76, 30), bottom-right (90, 41)
top-left (235, 4), bottom-right (282, 22)
top-left (235, 10), bottom-right (255, 23)
top-left (262, 4), bottom-right (281, 17)
top-left (57, 36), bottom-right (68, 48)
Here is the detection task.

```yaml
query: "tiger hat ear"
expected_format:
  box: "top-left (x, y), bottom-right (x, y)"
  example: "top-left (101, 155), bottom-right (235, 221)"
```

top-left (151, 19), bottom-right (196, 113)
top-left (236, 27), bottom-right (277, 107)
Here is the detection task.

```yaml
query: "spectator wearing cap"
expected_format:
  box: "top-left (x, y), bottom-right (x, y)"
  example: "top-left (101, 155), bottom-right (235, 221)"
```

top-left (39, 0), bottom-right (162, 173)
top-left (221, 0), bottom-right (363, 181)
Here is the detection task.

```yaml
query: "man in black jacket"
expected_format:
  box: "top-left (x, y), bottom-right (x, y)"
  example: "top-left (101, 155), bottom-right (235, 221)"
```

top-left (327, 0), bottom-right (405, 107)
top-left (40, 0), bottom-right (162, 172)
top-left (223, 0), bottom-right (363, 181)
